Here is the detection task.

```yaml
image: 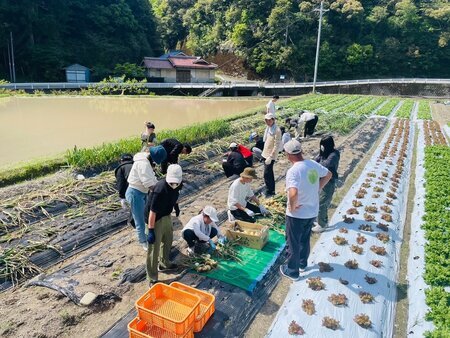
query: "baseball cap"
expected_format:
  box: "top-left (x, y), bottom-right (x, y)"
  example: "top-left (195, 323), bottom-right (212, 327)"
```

top-left (203, 206), bottom-right (219, 222)
top-left (264, 113), bottom-right (275, 120)
top-left (229, 142), bottom-right (238, 148)
top-left (284, 139), bottom-right (302, 154)
top-left (166, 164), bottom-right (183, 184)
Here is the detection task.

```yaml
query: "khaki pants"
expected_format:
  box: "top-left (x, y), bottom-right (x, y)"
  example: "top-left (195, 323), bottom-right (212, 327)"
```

top-left (146, 215), bottom-right (173, 282)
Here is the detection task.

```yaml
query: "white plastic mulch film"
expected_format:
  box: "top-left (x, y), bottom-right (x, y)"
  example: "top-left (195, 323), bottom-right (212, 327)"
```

top-left (267, 118), bottom-right (414, 338)
top-left (406, 120), bottom-right (433, 336)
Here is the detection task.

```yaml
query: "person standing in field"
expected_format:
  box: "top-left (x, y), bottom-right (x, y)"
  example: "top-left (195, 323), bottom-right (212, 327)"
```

top-left (297, 110), bottom-right (319, 137)
top-left (126, 146), bottom-right (167, 251)
top-left (145, 164), bottom-right (183, 284)
top-left (141, 122), bottom-right (157, 151)
top-left (280, 139), bottom-right (332, 281)
top-left (266, 95), bottom-right (279, 117)
top-left (114, 153), bottom-right (134, 227)
top-left (312, 135), bottom-right (340, 233)
top-left (262, 113), bottom-right (282, 197)
top-left (160, 138), bottom-right (192, 174)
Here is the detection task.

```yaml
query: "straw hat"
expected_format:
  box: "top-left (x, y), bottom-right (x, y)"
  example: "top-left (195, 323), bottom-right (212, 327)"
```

top-left (240, 167), bottom-right (258, 179)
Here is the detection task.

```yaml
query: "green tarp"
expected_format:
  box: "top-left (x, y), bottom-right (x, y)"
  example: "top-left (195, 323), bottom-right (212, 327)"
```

top-left (201, 230), bottom-right (286, 293)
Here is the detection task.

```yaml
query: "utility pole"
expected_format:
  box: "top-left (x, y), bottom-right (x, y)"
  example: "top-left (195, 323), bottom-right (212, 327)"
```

top-left (10, 32), bottom-right (16, 83)
top-left (7, 39), bottom-right (12, 82)
top-left (312, 1), bottom-right (328, 94)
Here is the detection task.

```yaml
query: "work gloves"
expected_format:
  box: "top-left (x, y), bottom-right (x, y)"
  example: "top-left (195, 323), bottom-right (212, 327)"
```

top-left (264, 157), bottom-right (272, 165)
top-left (208, 239), bottom-right (216, 251)
top-left (245, 208), bottom-right (255, 217)
top-left (147, 229), bottom-right (155, 244)
top-left (259, 205), bottom-right (269, 216)
top-left (218, 237), bottom-right (227, 245)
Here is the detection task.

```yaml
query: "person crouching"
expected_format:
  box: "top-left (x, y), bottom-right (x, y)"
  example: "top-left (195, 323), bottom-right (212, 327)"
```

top-left (182, 206), bottom-right (221, 256)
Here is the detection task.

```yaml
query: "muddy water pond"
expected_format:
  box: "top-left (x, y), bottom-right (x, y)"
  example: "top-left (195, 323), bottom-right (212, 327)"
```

top-left (0, 96), bottom-right (265, 167)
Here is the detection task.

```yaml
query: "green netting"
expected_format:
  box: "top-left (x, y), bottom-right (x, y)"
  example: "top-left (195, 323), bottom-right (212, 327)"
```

top-left (201, 230), bottom-right (286, 292)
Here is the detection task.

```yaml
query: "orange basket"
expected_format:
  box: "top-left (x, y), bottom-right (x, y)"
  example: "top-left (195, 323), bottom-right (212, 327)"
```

top-left (170, 282), bottom-right (215, 332)
top-left (128, 317), bottom-right (194, 338)
top-left (136, 283), bottom-right (200, 335)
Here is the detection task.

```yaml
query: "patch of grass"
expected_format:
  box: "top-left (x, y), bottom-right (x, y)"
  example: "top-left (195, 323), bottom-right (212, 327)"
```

top-left (111, 267), bottom-right (123, 279)
top-left (59, 310), bottom-right (79, 326)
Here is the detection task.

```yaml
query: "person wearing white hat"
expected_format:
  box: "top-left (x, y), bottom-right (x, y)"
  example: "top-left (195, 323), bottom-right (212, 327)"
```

top-left (222, 142), bottom-right (247, 178)
top-left (144, 164), bottom-right (183, 284)
top-left (261, 113), bottom-right (282, 197)
top-left (279, 139), bottom-right (332, 281)
top-left (181, 206), bottom-right (223, 256)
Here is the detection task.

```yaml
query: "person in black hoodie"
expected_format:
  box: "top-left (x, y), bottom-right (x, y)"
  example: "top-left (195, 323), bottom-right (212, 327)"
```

top-left (312, 135), bottom-right (340, 232)
top-left (160, 138), bottom-right (192, 174)
top-left (114, 154), bottom-right (135, 227)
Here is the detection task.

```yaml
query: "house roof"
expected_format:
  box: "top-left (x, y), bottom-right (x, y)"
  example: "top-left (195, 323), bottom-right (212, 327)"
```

top-left (65, 63), bottom-right (90, 71)
top-left (142, 57), bottom-right (173, 69)
top-left (168, 56), bottom-right (218, 70)
top-left (159, 51), bottom-right (186, 59)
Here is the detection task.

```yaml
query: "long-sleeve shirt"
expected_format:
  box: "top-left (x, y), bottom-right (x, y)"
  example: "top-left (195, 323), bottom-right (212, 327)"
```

top-left (262, 124), bottom-right (282, 160)
top-left (114, 160), bottom-right (133, 198)
top-left (315, 149), bottom-right (340, 180)
top-left (181, 214), bottom-right (219, 242)
top-left (161, 138), bottom-right (184, 163)
top-left (127, 153), bottom-right (158, 193)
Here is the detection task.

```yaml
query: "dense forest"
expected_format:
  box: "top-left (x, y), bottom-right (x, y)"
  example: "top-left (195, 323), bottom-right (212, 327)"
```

top-left (0, 0), bottom-right (449, 82)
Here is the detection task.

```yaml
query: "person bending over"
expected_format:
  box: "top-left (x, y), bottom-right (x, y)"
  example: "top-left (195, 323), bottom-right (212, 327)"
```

top-left (160, 138), bottom-right (192, 174)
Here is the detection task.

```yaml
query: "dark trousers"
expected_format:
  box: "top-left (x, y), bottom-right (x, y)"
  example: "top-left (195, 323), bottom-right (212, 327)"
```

top-left (222, 162), bottom-right (245, 178)
top-left (304, 116), bottom-right (318, 136)
top-left (230, 202), bottom-right (261, 223)
top-left (285, 215), bottom-right (315, 271)
top-left (318, 180), bottom-right (336, 227)
top-left (263, 159), bottom-right (275, 195)
top-left (183, 228), bottom-right (218, 248)
top-left (245, 155), bottom-right (253, 167)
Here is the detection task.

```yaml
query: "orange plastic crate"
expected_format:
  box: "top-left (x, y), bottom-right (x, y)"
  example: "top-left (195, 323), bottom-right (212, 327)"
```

top-left (128, 317), bottom-right (194, 338)
top-left (170, 282), bottom-right (215, 332)
top-left (136, 283), bottom-right (201, 335)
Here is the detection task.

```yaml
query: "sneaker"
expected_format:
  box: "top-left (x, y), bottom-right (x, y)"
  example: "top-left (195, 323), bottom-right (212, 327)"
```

top-left (312, 224), bottom-right (325, 233)
top-left (141, 242), bottom-right (148, 251)
top-left (187, 247), bottom-right (195, 257)
top-left (299, 266), bottom-right (308, 273)
top-left (279, 264), bottom-right (300, 281)
top-left (158, 263), bottom-right (178, 271)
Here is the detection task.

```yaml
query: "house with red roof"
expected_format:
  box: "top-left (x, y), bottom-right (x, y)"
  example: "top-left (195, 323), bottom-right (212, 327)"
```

top-left (142, 53), bottom-right (218, 83)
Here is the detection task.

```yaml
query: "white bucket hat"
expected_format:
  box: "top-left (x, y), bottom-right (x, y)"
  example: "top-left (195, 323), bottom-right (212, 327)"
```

top-left (203, 206), bottom-right (219, 222)
top-left (166, 164), bottom-right (183, 184)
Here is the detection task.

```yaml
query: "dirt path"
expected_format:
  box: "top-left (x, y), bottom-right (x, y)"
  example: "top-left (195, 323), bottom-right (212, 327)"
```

top-left (0, 118), bottom-right (387, 338)
top-left (430, 103), bottom-right (450, 125)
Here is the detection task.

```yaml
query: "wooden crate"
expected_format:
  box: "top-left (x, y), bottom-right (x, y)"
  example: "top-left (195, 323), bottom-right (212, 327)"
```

top-left (225, 220), bottom-right (269, 250)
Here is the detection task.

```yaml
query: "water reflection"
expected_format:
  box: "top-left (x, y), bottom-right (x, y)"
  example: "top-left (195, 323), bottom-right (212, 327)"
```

top-left (0, 96), bottom-right (264, 167)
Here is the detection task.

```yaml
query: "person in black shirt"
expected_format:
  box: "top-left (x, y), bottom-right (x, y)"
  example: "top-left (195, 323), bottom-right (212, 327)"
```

top-left (145, 164), bottom-right (183, 283)
top-left (222, 143), bottom-right (248, 177)
top-left (312, 135), bottom-right (340, 232)
top-left (114, 154), bottom-right (135, 227)
top-left (249, 132), bottom-right (265, 162)
top-left (160, 138), bottom-right (192, 174)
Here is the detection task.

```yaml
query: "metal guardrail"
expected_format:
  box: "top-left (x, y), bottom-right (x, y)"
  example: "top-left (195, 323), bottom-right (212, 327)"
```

top-left (1, 78), bottom-right (449, 90)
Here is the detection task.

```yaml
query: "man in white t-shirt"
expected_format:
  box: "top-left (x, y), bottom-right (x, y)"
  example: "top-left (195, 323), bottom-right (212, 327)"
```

top-left (227, 167), bottom-right (268, 223)
top-left (266, 95), bottom-right (279, 116)
top-left (297, 110), bottom-right (319, 138)
top-left (279, 139), bottom-right (332, 281)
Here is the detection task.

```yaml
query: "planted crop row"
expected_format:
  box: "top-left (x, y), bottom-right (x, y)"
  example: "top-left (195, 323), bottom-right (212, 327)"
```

top-left (319, 95), bottom-right (360, 112)
top-left (395, 100), bottom-right (415, 119)
top-left (353, 97), bottom-right (387, 116)
top-left (283, 94), bottom-right (333, 110)
top-left (375, 99), bottom-right (400, 116)
top-left (333, 96), bottom-right (374, 114)
top-left (417, 101), bottom-right (432, 120)
top-left (422, 145), bottom-right (450, 337)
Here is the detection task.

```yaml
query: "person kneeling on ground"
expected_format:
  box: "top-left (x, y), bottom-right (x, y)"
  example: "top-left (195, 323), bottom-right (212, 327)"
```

top-left (126, 146), bottom-right (167, 251)
top-left (222, 142), bottom-right (250, 178)
top-left (115, 153), bottom-right (134, 227)
top-left (145, 164), bottom-right (183, 284)
top-left (182, 206), bottom-right (223, 256)
top-left (249, 132), bottom-right (264, 162)
top-left (227, 167), bottom-right (269, 223)
top-left (160, 138), bottom-right (192, 174)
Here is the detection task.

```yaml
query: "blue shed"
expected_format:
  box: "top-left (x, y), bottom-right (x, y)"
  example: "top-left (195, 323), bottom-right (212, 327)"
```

top-left (65, 64), bottom-right (91, 83)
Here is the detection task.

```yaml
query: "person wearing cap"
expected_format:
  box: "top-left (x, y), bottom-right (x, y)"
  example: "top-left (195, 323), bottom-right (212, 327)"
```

top-left (279, 139), bottom-right (332, 281)
top-left (227, 167), bottom-right (269, 223)
top-left (141, 122), bottom-right (157, 151)
top-left (126, 146), bottom-right (167, 250)
top-left (262, 113), bottom-right (282, 197)
top-left (114, 153), bottom-right (134, 227)
top-left (249, 132), bottom-right (265, 162)
top-left (160, 138), bottom-right (192, 174)
top-left (181, 206), bottom-right (222, 256)
top-left (222, 142), bottom-right (248, 178)
top-left (144, 164), bottom-right (183, 284)
top-left (297, 110), bottom-right (319, 137)
top-left (266, 95), bottom-right (279, 117)
top-left (312, 135), bottom-right (340, 233)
